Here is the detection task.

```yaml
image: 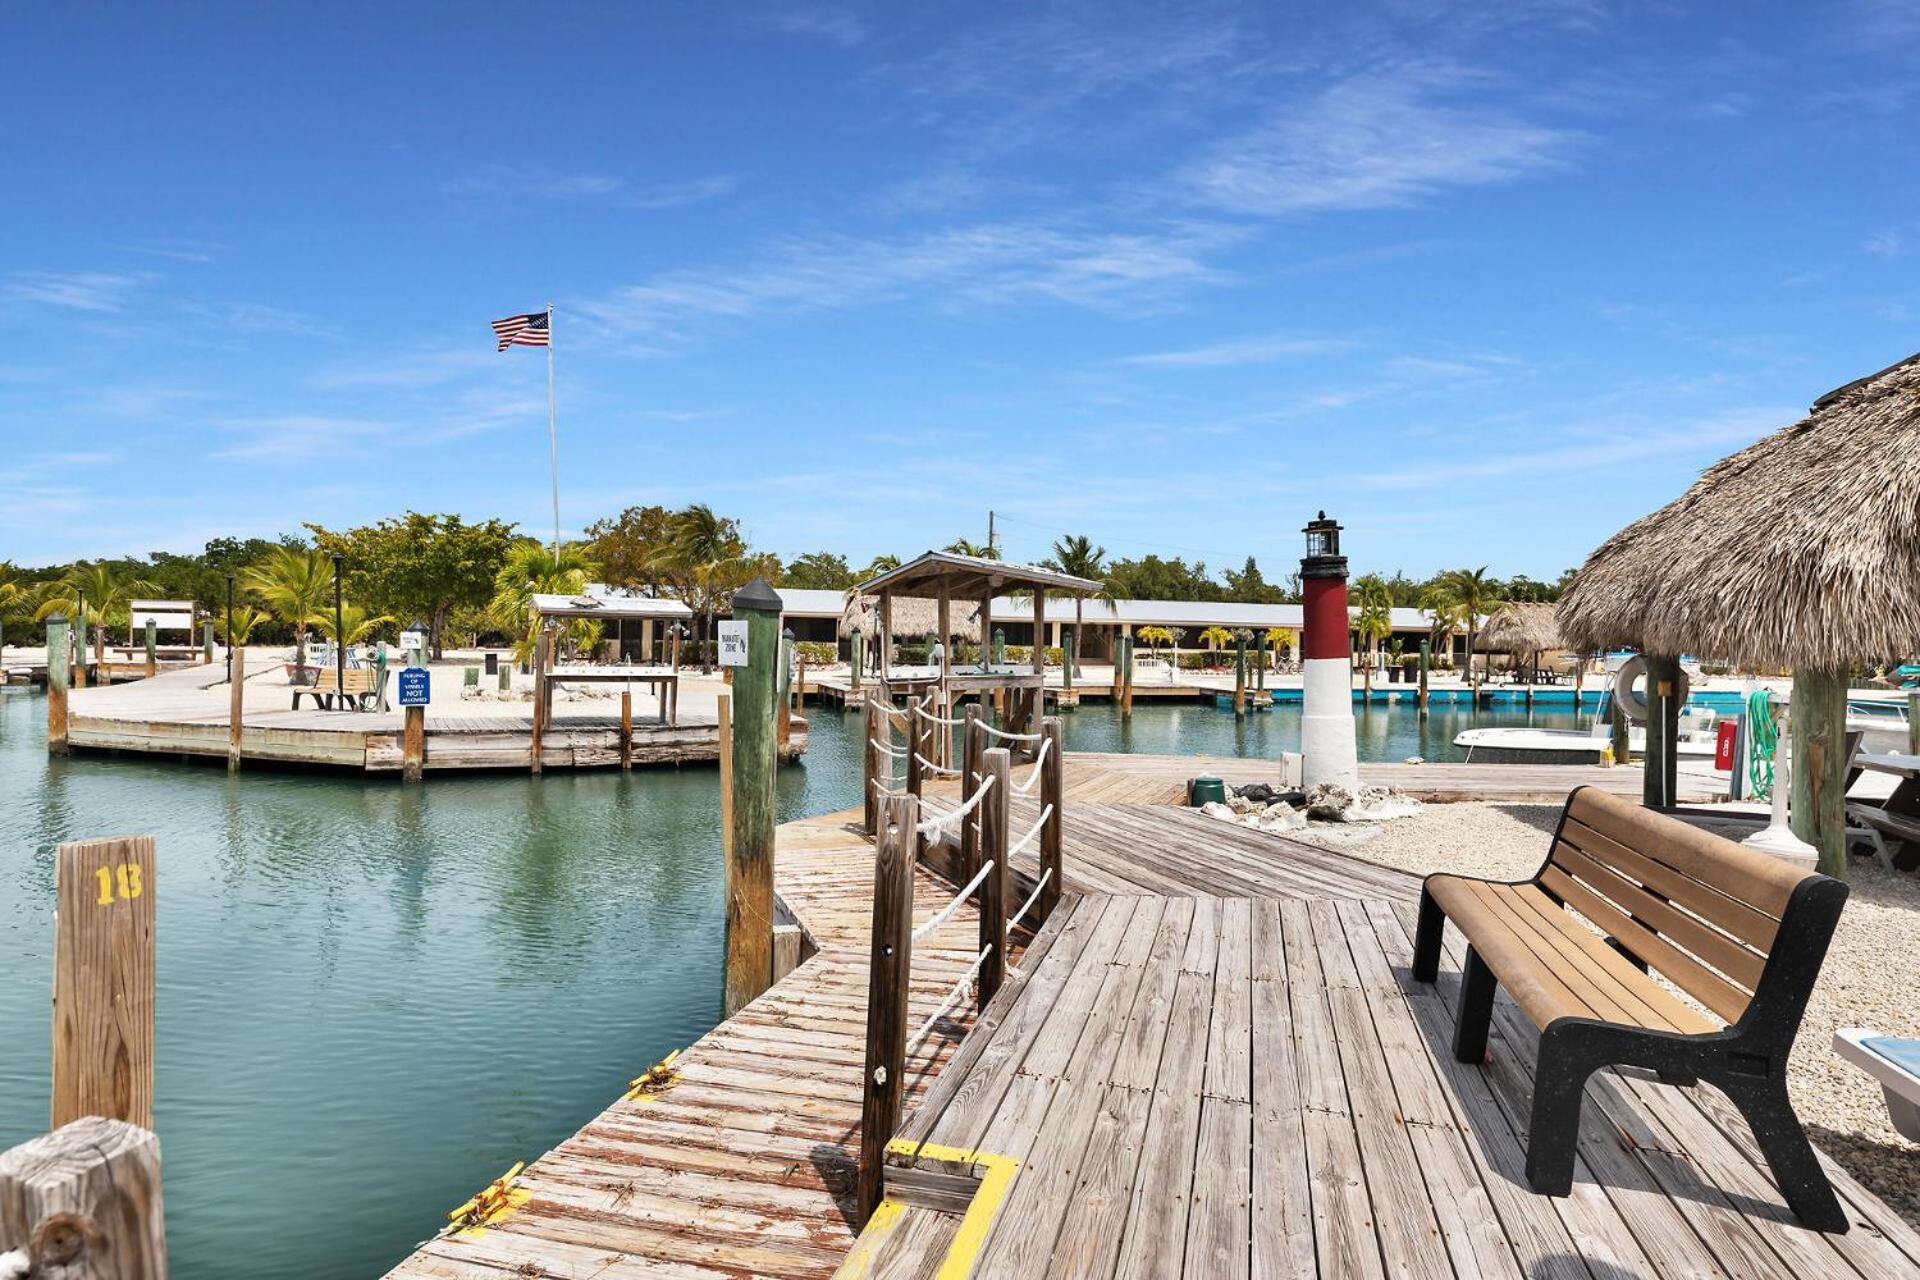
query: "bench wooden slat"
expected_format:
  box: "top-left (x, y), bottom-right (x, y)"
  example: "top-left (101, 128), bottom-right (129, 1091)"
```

top-left (1567, 788), bottom-right (1801, 919)
top-left (1537, 866), bottom-right (1750, 1024)
top-left (1498, 883), bottom-right (1716, 1035)
top-left (1549, 841), bottom-right (1768, 991)
top-left (1555, 815), bottom-right (1781, 953)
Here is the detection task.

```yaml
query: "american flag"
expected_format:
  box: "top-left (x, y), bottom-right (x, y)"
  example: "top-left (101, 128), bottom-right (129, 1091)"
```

top-left (491, 311), bottom-right (550, 352)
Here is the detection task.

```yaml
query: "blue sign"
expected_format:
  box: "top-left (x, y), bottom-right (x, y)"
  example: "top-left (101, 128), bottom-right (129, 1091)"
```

top-left (397, 667), bottom-right (431, 707)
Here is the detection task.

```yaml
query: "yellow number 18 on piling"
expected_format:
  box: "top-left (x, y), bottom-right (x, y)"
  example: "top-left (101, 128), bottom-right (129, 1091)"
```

top-left (94, 863), bottom-right (143, 905)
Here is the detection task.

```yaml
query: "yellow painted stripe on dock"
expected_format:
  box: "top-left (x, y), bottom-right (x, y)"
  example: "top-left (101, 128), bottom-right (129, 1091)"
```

top-left (835, 1140), bottom-right (1020, 1279)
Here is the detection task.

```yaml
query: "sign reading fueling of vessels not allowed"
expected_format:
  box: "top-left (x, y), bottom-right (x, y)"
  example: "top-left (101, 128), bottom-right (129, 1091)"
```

top-left (718, 621), bottom-right (750, 668)
top-left (398, 667), bottom-right (431, 707)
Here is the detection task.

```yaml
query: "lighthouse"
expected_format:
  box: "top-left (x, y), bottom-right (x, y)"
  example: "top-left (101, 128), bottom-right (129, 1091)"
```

top-left (1299, 512), bottom-right (1359, 792)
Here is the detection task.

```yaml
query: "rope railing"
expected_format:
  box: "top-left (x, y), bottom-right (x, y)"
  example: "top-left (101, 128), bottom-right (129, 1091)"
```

top-left (913, 751), bottom-right (962, 778)
top-left (911, 857), bottom-right (995, 943)
top-left (1012, 736), bottom-right (1052, 794)
top-left (1006, 866), bottom-right (1051, 937)
top-left (869, 737), bottom-right (906, 758)
top-left (905, 943), bottom-right (993, 1054)
top-left (974, 721), bottom-right (1042, 743)
top-left (1006, 803), bottom-right (1054, 860)
top-left (911, 702), bottom-right (966, 728)
top-left (914, 773), bottom-right (995, 837)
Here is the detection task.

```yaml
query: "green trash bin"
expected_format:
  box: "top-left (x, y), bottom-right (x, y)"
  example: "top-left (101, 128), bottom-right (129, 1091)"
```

top-left (1188, 776), bottom-right (1227, 807)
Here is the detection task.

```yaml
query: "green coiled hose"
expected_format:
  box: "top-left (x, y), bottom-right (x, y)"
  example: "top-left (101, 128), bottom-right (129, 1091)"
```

top-left (1747, 688), bottom-right (1777, 799)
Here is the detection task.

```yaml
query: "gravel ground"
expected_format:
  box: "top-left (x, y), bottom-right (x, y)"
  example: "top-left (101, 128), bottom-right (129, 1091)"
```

top-left (1287, 802), bottom-right (1920, 1228)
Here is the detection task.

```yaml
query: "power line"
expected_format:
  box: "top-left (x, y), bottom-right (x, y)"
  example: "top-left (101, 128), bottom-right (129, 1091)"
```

top-left (986, 509), bottom-right (1290, 569)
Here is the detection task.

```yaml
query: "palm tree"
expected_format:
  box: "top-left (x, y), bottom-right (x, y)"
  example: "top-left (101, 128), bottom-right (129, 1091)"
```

top-left (859, 553), bottom-right (901, 582)
top-left (34, 561), bottom-right (159, 664)
top-left (224, 605), bottom-right (266, 645)
top-left (312, 602), bottom-right (394, 647)
top-left (1198, 625), bottom-right (1234, 668)
top-left (243, 546), bottom-right (332, 673)
top-left (943, 537), bottom-right (999, 560)
top-left (1049, 534), bottom-right (1107, 673)
top-left (1432, 566), bottom-right (1495, 690)
top-left (1265, 626), bottom-right (1297, 668)
top-left (654, 504), bottom-right (750, 672)
top-left (489, 540), bottom-right (597, 665)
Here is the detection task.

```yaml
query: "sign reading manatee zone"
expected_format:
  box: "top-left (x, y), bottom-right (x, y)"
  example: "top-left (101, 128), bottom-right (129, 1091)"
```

top-left (718, 621), bottom-right (750, 668)
top-left (398, 667), bottom-right (431, 707)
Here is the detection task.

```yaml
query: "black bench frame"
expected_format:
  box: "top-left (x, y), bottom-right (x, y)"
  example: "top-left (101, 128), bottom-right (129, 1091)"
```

top-left (1411, 794), bottom-right (1851, 1233)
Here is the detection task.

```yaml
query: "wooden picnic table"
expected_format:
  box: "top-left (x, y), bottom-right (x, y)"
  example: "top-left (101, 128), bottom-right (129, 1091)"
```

top-left (1849, 752), bottom-right (1920, 869)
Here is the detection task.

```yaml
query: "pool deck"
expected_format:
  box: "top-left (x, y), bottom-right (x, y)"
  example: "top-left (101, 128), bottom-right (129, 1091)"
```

top-left (381, 753), bottom-right (1902, 1279)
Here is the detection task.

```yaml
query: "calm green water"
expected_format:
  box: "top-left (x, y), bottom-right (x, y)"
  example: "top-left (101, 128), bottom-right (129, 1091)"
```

top-left (0, 689), bottom-right (1575, 1277)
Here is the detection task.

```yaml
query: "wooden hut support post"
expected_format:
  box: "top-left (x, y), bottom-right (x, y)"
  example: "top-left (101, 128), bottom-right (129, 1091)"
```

top-left (46, 616), bottom-right (70, 756)
top-left (857, 793), bottom-right (916, 1226)
top-left (977, 747), bottom-right (1010, 1006)
top-left (0, 1117), bottom-right (165, 1280)
top-left (1640, 654), bottom-right (1682, 807)
top-left (53, 836), bottom-right (156, 1130)
top-left (1791, 666), bottom-right (1850, 878)
top-left (724, 578), bottom-right (782, 1017)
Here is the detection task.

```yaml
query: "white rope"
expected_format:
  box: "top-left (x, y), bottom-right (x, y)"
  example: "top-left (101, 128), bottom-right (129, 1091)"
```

top-left (911, 858), bottom-right (995, 943)
top-left (1006, 804), bottom-right (1054, 860)
top-left (1007, 867), bottom-right (1052, 936)
top-left (975, 721), bottom-right (1042, 743)
top-left (1012, 737), bottom-right (1052, 794)
top-left (913, 751), bottom-right (961, 778)
top-left (912, 703), bottom-right (965, 727)
top-left (869, 737), bottom-right (906, 758)
top-left (871, 779), bottom-right (905, 797)
top-left (914, 774), bottom-right (996, 836)
top-left (905, 945), bottom-right (993, 1054)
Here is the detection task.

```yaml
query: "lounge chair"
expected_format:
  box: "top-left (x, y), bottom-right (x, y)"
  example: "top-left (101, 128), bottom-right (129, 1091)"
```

top-left (1834, 1029), bottom-right (1920, 1141)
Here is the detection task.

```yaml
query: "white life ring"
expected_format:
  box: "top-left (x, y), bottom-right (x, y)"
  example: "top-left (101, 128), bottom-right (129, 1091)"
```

top-left (1613, 655), bottom-right (1690, 723)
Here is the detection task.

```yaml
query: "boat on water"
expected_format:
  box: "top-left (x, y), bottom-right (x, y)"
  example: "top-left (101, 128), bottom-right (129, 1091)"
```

top-left (1455, 691), bottom-right (1911, 765)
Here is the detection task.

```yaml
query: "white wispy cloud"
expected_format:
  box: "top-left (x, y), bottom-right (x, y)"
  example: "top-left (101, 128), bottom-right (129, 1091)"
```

top-left (444, 165), bottom-right (739, 209)
top-left (1863, 228), bottom-right (1906, 256)
top-left (761, 5), bottom-right (869, 46)
top-left (578, 219), bottom-right (1235, 336)
top-left (1119, 334), bottom-right (1354, 368)
top-left (210, 416), bottom-right (393, 462)
top-left (1182, 66), bottom-right (1575, 215)
top-left (4, 270), bottom-right (155, 313)
top-left (116, 238), bottom-right (224, 264)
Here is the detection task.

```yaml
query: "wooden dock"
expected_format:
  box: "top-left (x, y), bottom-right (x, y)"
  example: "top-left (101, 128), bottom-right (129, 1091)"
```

top-left (381, 748), bottom-right (1912, 1278)
top-left (56, 663), bottom-right (802, 772)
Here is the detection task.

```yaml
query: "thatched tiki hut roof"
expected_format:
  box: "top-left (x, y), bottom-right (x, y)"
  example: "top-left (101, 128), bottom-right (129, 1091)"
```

top-left (841, 550), bottom-right (1102, 643)
top-left (1556, 351), bottom-right (1920, 670)
top-left (1478, 602), bottom-right (1563, 656)
top-left (839, 594), bottom-right (984, 643)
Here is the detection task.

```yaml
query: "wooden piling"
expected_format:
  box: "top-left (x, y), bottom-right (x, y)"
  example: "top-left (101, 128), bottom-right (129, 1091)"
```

top-left (1040, 717), bottom-right (1063, 922)
top-left (402, 704), bottom-right (425, 782)
top-left (718, 693), bottom-right (733, 857)
top-left (1791, 666), bottom-right (1850, 878)
top-left (1641, 654), bottom-right (1681, 808)
top-left (960, 704), bottom-right (983, 880)
top-left (73, 620), bottom-right (86, 689)
top-left (1233, 634), bottom-right (1247, 717)
top-left (724, 578), bottom-right (782, 1018)
top-left (46, 616), bottom-right (70, 755)
top-left (619, 689), bottom-right (633, 769)
top-left (1611, 699), bottom-right (1632, 766)
top-left (227, 646), bottom-right (245, 773)
top-left (1122, 634), bottom-right (1134, 717)
top-left (143, 619), bottom-right (157, 679)
top-left (850, 631), bottom-right (863, 693)
top-left (978, 748), bottom-right (1010, 1006)
top-left (1909, 690), bottom-right (1919, 756)
top-left (52, 835), bottom-right (156, 1130)
top-left (863, 697), bottom-right (883, 835)
top-left (0, 1117), bottom-right (165, 1280)
top-left (530, 630), bottom-right (549, 776)
top-left (202, 620), bottom-right (214, 665)
top-left (1418, 639), bottom-right (1430, 715)
top-left (1062, 632), bottom-right (1074, 693)
top-left (1110, 643), bottom-right (1123, 701)
top-left (856, 793), bottom-right (916, 1226)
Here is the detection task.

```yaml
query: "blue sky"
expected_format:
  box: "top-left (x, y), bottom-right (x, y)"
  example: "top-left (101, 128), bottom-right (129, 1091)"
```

top-left (4, 2), bottom-right (1917, 579)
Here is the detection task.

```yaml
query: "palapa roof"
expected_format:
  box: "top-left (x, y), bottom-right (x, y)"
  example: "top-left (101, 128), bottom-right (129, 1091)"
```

top-left (1478, 602), bottom-right (1564, 655)
top-left (1556, 351), bottom-right (1920, 669)
top-left (839, 594), bottom-right (986, 642)
top-left (854, 550), bottom-right (1101, 600)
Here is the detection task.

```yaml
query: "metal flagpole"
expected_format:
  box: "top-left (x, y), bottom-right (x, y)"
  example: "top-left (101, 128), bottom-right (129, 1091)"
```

top-left (547, 303), bottom-right (560, 567)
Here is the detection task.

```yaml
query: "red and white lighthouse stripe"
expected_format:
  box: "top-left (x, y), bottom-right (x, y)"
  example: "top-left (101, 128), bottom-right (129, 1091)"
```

top-left (1300, 574), bottom-right (1359, 791)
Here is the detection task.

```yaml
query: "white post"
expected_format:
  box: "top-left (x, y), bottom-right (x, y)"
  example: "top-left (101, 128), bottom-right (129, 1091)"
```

top-left (1744, 695), bottom-right (1817, 860)
top-left (547, 302), bottom-right (559, 567)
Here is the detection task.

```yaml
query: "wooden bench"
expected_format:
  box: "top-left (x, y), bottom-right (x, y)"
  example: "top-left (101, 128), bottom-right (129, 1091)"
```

top-left (291, 665), bottom-right (388, 712)
top-left (1412, 785), bottom-right (1850, 1231)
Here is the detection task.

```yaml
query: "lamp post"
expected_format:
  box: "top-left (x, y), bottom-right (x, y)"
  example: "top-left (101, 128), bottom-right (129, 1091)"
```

top-left (331, 553), bottom-right (345, 704)
top-left (1300, 512), bottom-right (1358, 792)
top-left (224, 575), bottom-right (234, 684)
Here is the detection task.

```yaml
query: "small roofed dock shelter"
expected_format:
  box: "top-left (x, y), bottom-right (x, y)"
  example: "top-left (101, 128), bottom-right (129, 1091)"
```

top-left (1558, 350), bottom-right (1920, 876)
top-left (527, 593), bottom-right (694, 752)
top-left (847, 551), bottom-right (1100, 745)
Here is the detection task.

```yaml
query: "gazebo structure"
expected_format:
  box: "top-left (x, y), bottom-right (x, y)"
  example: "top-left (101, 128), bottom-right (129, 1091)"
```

top-left (851, 551), bottom-right (1100, 738)
top-left (1557, 350), bottom-right (1920, 875)
top-left (1479, 602), bottom-right (1564, 684)
top-left (530, 592), bottom-right (694, 664)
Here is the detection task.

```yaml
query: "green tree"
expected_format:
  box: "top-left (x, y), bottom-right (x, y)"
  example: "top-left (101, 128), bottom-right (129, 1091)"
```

top-left (1222, 556), bottom-right (1286, 604)
top-left (1047, 534), bottom-right (1108, 670)
top-left (34, 561), bottom-right (159, 660)
top-left (1198, 624), bottom-right (1235, 666)
top-left (312, 602), bottom-right (395, 647)
top-left (943, 537), bottom-right (999, 560)
top-left (654, 504), bottom-right (759, 672)
top-left (781, 551), bottom-right (855, 590)
top-left (1352, 574), bottom-right (1394, 697)
top-left (1104, 555), bottom-right (1221, 602)
top-left (1431, 565), bottom-right (1496, 689)
top-left (858, 553), bottom-right (901, 582)
top-left (488, 541), bottom-right (598, 664)
top-left (584, 504), bottom-right (676, 596)
top-left (306, 513), bottom-right (516, 659)
top-left (243, 546), bottom-right (333, 672)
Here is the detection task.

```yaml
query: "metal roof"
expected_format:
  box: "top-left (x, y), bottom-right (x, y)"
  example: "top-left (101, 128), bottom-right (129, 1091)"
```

top-left (855, 551), bottom-right (1101, 599)
top-left (531, 593), bottom-right (693, 620)
top-left (773, 587), bottom-right (849, 617)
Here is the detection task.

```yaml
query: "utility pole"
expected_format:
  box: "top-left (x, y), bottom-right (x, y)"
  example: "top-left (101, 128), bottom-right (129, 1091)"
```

top-left (986, 510), bottom-right (995, 557)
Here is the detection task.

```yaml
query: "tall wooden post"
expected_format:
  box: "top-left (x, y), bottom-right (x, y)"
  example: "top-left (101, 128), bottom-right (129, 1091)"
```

top-left (402, 704), bottom-right (426, 782)
top-left (718, 693), bottom-right (733, 858)
top-left (53, 836), bottom-right (156, 1130)
top-left (724, 578), bottom-right (782, 1017)
top-left (143, 618), bottom-right (157, 679)
top-left (1233, 633), bottom-right (1247, 717)
top-left (937, 589), bottom-right (952, 766)
top-left (203, 619), bottom-right (214, 665)
top-left (1611, 699), bottom-right (1632, 766)
top-left (1641, 654), bottom-right (1681, 808)
top-left (777, 633), bottom-right (793, 755)
top-left (850, 631), bottom-right (863, 693)
top-left (978, 748), bottom-right (1010, 1006)
top-left (530, 629), bottom-right (549, 776)
top-left (0, 1117), bottom-right (166, 1280)
top-left (1417, 639), bottom-right (1430, 715)
top-left (1256, 632), bottom-right (1267, 692)
top-left (1791, 666), bottom-right (1850, 878)
top-left (1111, 640), bottom-right (1123, 701)
top-left (1040, 717), bottom-right (1063, 922)
top-left (1909, 689), bottom-right (1919, 756)
top-left (961, 703), bottom-right (983, 880)
top-left (46, 615), bottom-right (70, 755)
top-left (73, 617), bottom-right (87, 689)
top-left (857, 793), bottom-right (916, 1226)
top-left (1062, 632), bottom-right (1074, 694)
top-left (1122, 633), bottom-right (1134, 718)
top-left (863, 696), bottom-right (883, 835)
top-left (879, 594), bottom-right (894, 677)
top-left (619, 689), bottom-right (633, 769)
top-left (227, 646), bottom-right (245, 773)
